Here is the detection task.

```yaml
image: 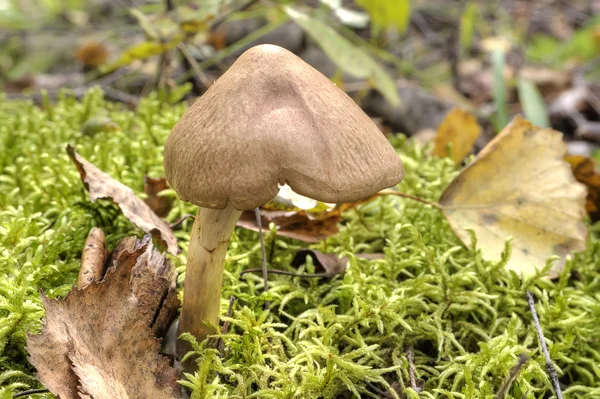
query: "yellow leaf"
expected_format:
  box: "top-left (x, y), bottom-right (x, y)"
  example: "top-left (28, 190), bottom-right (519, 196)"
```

top-left (439, 115), bottom-right (587, 277)
top-left (356, 0), bottom-right (411, 33)
top-left (433, 108), bottom-right (481, 164)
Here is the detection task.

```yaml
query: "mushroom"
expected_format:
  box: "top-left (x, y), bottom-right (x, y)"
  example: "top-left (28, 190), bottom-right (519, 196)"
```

top-left (163, 44), bottom-right (404, 361)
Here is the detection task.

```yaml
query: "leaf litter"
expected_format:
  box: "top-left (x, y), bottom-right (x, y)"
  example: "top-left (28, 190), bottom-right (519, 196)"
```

top-left (439, 115), bottom-right (588, 277)
top-left (67, 145), bottom-right (178, 255)
top-left (26, 235), bottom-right (180, 399)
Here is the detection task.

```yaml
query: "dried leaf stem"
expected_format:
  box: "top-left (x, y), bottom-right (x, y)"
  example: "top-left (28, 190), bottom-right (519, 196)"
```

top-left (526, 291), bottom-right (563, 399)
top-left (407, 346), bottom-right (421, 392)
top-left (240, 268), bottom-right (334, 278)
top-left (495, 353), bottom-right (529, 399)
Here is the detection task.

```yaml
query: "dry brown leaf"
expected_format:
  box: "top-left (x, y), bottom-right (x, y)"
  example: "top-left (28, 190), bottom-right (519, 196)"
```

top-left (433, 108), bottom-right (482, 164)
top-left (237, 209), bottom-right (340, 243)
top-left (67, 145), bottom-right (178, 255)
top-left (439, 115), bottom-right (588, 277)
top-left (565, 155), bottom-right (600, 222)
top-left (144, 176), bottom-right (173, 217)
top-left (236, 198), bottom-right (376, 243)
top-left (27, 236), bottom-right (180, 399)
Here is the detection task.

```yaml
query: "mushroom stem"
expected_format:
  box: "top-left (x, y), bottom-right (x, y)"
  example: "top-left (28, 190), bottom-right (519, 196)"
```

top-left (176, 202), bottom-right (241, 362)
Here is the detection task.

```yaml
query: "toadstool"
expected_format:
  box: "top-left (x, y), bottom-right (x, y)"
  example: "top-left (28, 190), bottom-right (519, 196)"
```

top-left (164, 44), bottom-right (404, 362)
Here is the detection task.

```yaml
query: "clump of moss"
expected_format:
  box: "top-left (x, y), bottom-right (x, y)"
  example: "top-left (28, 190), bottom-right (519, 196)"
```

top-left (0, 89), bottom-right (599, 398)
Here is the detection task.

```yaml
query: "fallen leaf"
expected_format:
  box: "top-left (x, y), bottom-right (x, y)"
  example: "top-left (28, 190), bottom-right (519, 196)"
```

top-left (291, 249), bottom-right (384, 276)
top-left (432, 108), bottom-right (482, 164)
top-left (67, 145), bottom-right (178, 254)
top-left (439, 115), bottom-right (587, 277)
top-left (237, 209), bottom-right (340, 243)
top-left (27, 236), bottom-right (180, 399)
top-left (565, 155), bottom-right (600, 222)
top-left (77, 227), bottom-right (107, 289)
top-left (236, 197), bottom-right (373, 243)
top-left (356, 0), bottom-right (410, 33)
top-left (144, 176), bottom-right (172, 218)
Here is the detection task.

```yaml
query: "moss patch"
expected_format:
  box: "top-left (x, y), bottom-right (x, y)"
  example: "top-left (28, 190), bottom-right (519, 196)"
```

top-left (0, 89), bottom-right (599, 398)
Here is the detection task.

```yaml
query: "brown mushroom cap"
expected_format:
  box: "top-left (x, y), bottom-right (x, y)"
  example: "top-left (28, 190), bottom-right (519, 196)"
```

top-left (164, 44), bottom-right (404, 210)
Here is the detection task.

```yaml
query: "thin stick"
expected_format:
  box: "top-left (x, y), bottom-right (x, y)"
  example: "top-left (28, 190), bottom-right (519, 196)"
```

top-left (241, 268), bottom-right (335, 278)
top-left (526, 291), bottom-right (563, 398)
top-left (406, 347), bottom-right (421, 392)
top-left (217, 295), bottom-right (236, 356)
top-left (209, 0), bottom-right (260, 30)
top-left (13, 389), bottom-right (49, 398)
top-left (495, 353), bottom-right (529, 399)
top-left (177, 43), bottom-right (212, 89)
top-left (169, 214), bottom-right (195, 229)
top-left (255, 208), bottom-right (270, 311)
top-left (366, 382), bottom-right (393, 398)
top-left (380, 190), bottom-right (442, 209)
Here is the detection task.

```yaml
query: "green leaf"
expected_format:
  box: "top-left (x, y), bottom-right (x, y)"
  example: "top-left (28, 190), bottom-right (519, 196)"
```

top-left (491, 49), bottom-right (508, 132)
top-left (284, 6), bottom-right (400, 106)
top-left (356, 0), bottom-right (410, 33)
top-left (517, 78), bottom-right (550, 128)
top-left (460, 2), bottom-right (478, 52)
top-left (101, 41), bottom-right (175, 72)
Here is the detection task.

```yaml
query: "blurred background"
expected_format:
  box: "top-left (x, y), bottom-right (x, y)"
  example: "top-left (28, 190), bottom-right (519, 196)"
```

top-left (0, 0), bottom-right (599, 155)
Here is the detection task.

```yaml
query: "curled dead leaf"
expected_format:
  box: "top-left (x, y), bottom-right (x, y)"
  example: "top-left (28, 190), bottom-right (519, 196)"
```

top-left (565, 155), bottom-right (600, 222)
top-left (433, 107), bottom-right (481, 164)
top-left (439, 115), bottom-right (588, 277)
top-left (236, 197), bottom-right (375, 243)
top-left (67, 145), bottom-right (178, 254)
top-left (237, 209), bottom-right (341, 243)
top-left (77, 227), bottom-right (107, 289)
top-left (27, 236), bottom-right (180, 399)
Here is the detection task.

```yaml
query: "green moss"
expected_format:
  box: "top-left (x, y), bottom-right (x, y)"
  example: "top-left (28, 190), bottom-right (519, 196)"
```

top-left (0, 89), bottom-right (599, 398)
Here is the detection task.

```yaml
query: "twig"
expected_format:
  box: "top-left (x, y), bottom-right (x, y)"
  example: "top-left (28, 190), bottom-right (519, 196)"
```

top-left (526, 291), bottom-right (563, 399)
top-left (177, 43), bottom-right (212, 89)
top-left (406, 347), bottom-right (421, 392)
top-left (255, 208), bottom-right (270, 311)
top-left (449, 0), bottom-right (468, 92)
top-left (169, 214), bottom-right (195, 229)
top-left (217, 295), bottom-right (236, 356)
top-left (495, 353), bottom-right (529, 399)
top-left (101, 86), bottom-right (139, 107)
top-left (209, 0), bottom-right (261, 30)
top-left (365, 382), bottom-right (393, 398)
top-left (383, 190), bottom-right (443, 210)
top-left (13, 389), bottom-right (49, 398)
top-left (240, 268), bottom-right (335, 278)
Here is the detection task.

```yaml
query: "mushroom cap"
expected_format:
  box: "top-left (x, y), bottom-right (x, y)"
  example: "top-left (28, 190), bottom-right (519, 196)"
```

top-left (164, 44), bottom-right (404, 211)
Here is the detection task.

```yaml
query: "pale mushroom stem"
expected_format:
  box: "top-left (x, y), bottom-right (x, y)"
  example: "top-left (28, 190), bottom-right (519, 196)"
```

top-left (176, 202), bottom-right (242, 362)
